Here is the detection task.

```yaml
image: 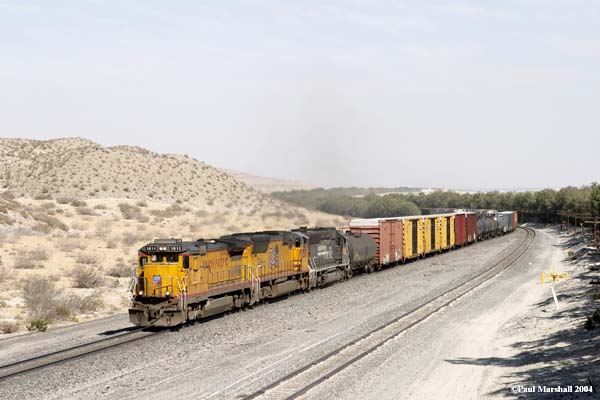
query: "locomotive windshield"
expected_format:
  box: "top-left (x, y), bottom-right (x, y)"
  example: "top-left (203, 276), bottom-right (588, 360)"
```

top-left (150, 253), bottom-right (179, 263)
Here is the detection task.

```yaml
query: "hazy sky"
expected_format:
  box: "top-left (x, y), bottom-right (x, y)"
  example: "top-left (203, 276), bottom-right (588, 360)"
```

top-left (1, 1), bottom-right (599, 190)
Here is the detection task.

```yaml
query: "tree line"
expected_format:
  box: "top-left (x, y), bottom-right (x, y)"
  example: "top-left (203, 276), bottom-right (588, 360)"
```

top-left (273, 183), bottom-right (600, 221)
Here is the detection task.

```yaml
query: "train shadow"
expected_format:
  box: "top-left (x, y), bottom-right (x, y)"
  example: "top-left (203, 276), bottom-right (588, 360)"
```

top-left (98, 326), bottom-right (142, 336)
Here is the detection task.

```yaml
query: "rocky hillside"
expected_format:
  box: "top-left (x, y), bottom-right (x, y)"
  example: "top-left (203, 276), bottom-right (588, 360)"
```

top-left (0, 138), bottom-right (280, 214)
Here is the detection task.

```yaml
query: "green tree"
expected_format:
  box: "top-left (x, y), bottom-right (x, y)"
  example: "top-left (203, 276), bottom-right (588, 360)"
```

top-left (591, 183), bottom-right (600, 216)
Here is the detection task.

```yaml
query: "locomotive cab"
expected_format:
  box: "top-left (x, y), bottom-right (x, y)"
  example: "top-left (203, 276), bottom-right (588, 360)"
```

top-left (130, 238), bottom-right (190, 326)
top-left (135, 239), bottom-right (187, 298)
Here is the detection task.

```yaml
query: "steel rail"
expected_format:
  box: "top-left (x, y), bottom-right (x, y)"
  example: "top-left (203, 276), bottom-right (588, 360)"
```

top-left (0, 326), bottom-right (161, 381)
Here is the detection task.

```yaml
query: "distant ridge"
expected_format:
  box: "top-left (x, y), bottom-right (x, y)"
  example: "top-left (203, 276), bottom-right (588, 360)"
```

top-left (221, 168), bottom-right (317, 193)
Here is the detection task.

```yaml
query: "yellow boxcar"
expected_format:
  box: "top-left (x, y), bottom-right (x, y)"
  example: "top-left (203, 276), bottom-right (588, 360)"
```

top-left (447, 215), bottom-right (455, 248)
top-left (402, 217), bottom-right (425, 259)
top-left (402, 218), bottom-right (414, 259)
top-left (429, 214), bottom-right (456, 251)
top-left (423, 218), bottom-right (433, 255)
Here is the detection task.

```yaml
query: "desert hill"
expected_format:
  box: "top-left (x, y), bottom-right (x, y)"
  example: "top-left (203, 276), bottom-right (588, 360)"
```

top-left (0, 138), bottom-right (283, 214)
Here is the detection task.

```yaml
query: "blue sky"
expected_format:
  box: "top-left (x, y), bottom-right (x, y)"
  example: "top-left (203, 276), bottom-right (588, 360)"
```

top-left (1, 1), bottom-right (599, 189)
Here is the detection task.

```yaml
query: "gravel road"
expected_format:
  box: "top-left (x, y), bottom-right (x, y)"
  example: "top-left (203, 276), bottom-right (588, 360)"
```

top-left (0, 230), bottom-right (531, 400)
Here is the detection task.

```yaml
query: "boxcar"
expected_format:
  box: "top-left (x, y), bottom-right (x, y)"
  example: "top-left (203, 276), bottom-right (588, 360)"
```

top-left (497, 211), bottom-right (513, 233)
top-left (349, 218), bottom-right (403, 266)
top-left (466, 212), bottom-right (477, 243)
top-left (454, 213), bottom-right (467, 246)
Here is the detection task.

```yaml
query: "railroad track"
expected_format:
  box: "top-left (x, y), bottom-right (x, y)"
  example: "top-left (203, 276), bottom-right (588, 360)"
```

top-left (0, 326), bottom-right (160, 381)
top-left (242, 226), bottom-right (536, 400)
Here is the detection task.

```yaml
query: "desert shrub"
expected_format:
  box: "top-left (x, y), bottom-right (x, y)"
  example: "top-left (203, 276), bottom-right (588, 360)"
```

top-left (121, 232), bottom-right (142, 247)
top-left (54, 303), bottom-right (71, 320)
top-left (21, 276), bottom-right (57, 321)
top-left (0, 264), bottom-right (8, 284)
top-left (66, 292), bottom-right (103, 313)
top-left (57, 238), bottom-right (87, 252)
top-left (0, 321), bottom-right (19, 334)
top-left (195, 209), bottom-right (208, 218)
top-left (71, 265), bottom-right (105, 288)
top-left (106, 239), bottom-right (117, 249)
top-left (14, 250), bottom-right (47, 269)
top-left (94, 223), bottom-right (113, 238)
top-left (32, 223), bottom-right (52, 234)
top-left (31, 212), bottom-right (68, 231)
top-left (38, 202), bottom-right (56, 210)
top-left (94, 204), bottom-right (107, 210)
top-left (107, 262), bottom-right (133, 278)
top-left (76, 207), bottom-right (95, 216)
top-left (119, 203), bottom-right (148, 222)
top-left (53, 292), bottom-right (104, 318)
top-left (28, 249), bottom-right (49, 260)
top-left (135, 200), bottom-right (148, 207)
top-left (149, 204), bottom-right (186, 219)
top-left (75, 254), bottom-right (97, 265)
top-left (70, 199), bottom-right (87, 207)
top-left (33, 193), bottom-right (52, 200)
top-left (28, 319), bottom-right (49, 332)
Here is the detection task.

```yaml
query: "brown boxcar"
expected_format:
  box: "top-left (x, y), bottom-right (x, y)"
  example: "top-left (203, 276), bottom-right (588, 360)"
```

top-left (512, 212), bottom-right (518, 230)
top-left (349, 218), bottom-right (403, 266)
top-left (454, 213), bottom-right (467, 246)
top-left (466, 212), bottom-right (477, 243)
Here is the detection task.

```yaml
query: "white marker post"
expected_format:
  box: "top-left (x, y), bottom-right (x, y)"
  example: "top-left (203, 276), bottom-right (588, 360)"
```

top-left (551, 286), bottom-right (560, 310)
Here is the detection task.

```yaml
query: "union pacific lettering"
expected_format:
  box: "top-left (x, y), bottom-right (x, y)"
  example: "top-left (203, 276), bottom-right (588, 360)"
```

top-left (205, 257), bottom-right (232, 268)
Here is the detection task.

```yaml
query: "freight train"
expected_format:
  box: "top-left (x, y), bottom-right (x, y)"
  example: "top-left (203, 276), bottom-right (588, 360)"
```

top-left (129, 210), bottom-right (517, 327)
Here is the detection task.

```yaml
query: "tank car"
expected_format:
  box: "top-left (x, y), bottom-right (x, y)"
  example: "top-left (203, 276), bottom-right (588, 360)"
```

top-left (476, 211), bottom-right (498, 240)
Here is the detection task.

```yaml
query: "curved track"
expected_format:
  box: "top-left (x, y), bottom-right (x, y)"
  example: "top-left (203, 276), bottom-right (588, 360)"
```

top-left (0, 326), bottom-right (161, 381)
top-left (243, 226), bottom-right (536, 400)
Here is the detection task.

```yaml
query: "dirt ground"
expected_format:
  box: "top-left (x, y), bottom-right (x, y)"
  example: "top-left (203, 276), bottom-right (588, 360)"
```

top-left (480, 226), bottom-right (600, 398)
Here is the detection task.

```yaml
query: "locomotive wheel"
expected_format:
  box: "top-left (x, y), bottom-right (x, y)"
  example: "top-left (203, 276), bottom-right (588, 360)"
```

top-left (346, 267), bottom-right (353, 279)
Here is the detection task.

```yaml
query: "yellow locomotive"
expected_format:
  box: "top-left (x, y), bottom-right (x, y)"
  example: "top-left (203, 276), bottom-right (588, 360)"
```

top-left (129, 231), bottom-right (309, 326)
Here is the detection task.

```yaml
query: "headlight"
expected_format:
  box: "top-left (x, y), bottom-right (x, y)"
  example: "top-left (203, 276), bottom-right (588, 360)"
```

top-left (165, 291), bottom-right (170, 296)
top-left (138, 290), bottom-right (143, 296)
